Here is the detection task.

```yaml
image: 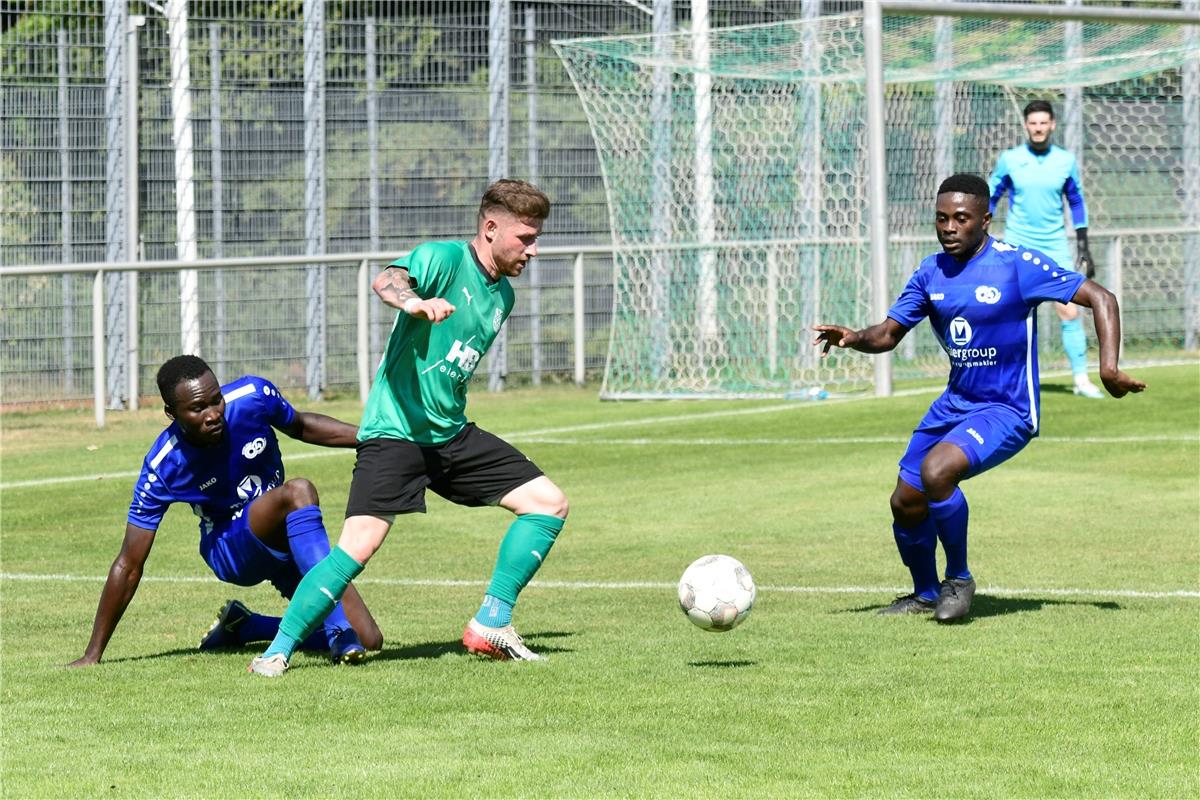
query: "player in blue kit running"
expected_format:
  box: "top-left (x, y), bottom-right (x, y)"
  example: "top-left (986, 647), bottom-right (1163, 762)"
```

top-left (812, 174), bottom-right (1144, 622)
top-left (68, 355), bottom-right (383, 667)
top-left (989, 99), bottom-right (1103, 399)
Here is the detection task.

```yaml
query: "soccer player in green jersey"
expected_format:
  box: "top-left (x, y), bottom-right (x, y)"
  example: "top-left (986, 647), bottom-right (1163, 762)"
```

top-left (249, 180), bottom-right (568, 676)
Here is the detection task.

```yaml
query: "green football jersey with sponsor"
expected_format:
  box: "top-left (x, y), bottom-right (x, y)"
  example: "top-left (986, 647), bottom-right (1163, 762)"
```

top-left (358, 241), bottom-right (514, 445)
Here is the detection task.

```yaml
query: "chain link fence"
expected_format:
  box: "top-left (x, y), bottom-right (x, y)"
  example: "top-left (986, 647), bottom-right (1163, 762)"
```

top-left (2, 1), bottom-right (811, 406)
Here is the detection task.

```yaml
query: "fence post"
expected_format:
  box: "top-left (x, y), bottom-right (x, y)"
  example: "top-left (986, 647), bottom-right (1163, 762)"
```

top-left (488, 0), bottom-right (511, 392)
top-left (574, 252), bottom-right (585, 385)
top-left (210, 22), bottom-right (227, 377)
top-left (651, 0), bottom-right (673, 381)
top-left (59, 28), bottom-right (75, 395)
top-left (93, 271), bottom-right (106, 428)
top-left (358, 259), bottom-right (370, 405)
top-left (126, 14), bottom-right (143, 408)
top-left (366, 16), bottom-right (382, 368)
top-left (864, 0), bottom-right (893, 397)
top-left (104, 0), bottom-right (127, 410)
top-left (525, 7), bottom-right (542, 385)
top-left (303, 0), bottom-right (326, 400)
top-left (1184, 0), bottom-right (1199, 350)
top-left (165, 0), bottom-right (199, 361)
top-left (1108, 236), bottom-right (1124, 354)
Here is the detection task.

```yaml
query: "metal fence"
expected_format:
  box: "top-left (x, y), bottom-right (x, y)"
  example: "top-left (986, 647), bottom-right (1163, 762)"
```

top-left (0, 243), bottom-right (617, 423)
top-left (4, 225), bottom-right (1191, 423)
top-left (1, 1), bottom-right (816, 406)
top-left (3, 1), bottom-right (1196, 410)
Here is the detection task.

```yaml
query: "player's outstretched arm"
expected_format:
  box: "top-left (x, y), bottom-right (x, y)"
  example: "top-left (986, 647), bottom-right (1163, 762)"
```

top-left (68, 524), bottom-right (155, 667)
top-left (372, 266), bottom-right (455, 323)
top-left (285, 411), bottom-right (358, 448)
top-left (1069, 279), bottom-right (1146, 398)
top-left (812, 318), bottom-right (907, 356)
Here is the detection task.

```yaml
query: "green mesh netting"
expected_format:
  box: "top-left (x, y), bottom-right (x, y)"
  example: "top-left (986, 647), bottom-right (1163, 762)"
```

top-left (555, 12), bottom-right (1200, 399)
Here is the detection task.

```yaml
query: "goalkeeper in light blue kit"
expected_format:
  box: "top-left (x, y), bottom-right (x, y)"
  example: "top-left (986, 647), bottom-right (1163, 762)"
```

top-left (989, 99), bottom-right (1103, 398)
top-left (813, 175), bottom-right (1144, 622)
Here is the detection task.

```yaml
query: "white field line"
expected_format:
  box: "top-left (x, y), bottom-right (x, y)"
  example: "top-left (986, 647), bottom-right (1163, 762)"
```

top-left (511, 435), bottom-right (1199, 446)
top-left (1, 571), bottom-right (1196, 599)
top-left (3, 430), bottom-right (1196, 490)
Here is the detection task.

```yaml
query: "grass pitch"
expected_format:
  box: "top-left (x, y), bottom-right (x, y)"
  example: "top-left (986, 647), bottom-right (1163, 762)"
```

top-left (2, 365), bottom-right (1197, 798)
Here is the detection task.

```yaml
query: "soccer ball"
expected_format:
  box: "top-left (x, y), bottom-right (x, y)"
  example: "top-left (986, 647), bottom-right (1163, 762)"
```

top-left (677, 554), bottom-right (756, 631)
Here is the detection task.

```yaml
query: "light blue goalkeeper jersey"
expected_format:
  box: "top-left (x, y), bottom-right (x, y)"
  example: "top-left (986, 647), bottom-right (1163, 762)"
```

top-left (988, 143), bottom-right (1087, 255)
top-left (887, 237), bottom-right (1086, 434)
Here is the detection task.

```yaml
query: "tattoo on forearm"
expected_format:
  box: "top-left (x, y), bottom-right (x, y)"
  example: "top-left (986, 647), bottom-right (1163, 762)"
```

top-left (377, 267), bottom-right (419, 307)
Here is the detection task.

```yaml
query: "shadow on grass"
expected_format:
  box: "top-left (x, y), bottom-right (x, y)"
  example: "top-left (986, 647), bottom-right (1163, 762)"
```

top-left (688, 659), bottom-right (757, 668)
top-left (98, 647), bottom-right (214, 664)
top-left (95, 632), bottom-right (578, 666)
top-left (372, 630), bottom-right (576, 662)
top-left (838, 595), bottom-right (1121, 621)
top-left (951, 595), bottom-right (1120, 621)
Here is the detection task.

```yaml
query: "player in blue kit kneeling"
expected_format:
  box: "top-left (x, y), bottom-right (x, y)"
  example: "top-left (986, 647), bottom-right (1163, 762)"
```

top-left (812, 174), bottom-right (1144, 622)
top-left (68, 355), bottom-right (382, 667)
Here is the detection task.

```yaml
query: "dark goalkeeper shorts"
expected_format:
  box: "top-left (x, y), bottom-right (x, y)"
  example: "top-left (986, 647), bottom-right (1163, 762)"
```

top-left (345, 423), bottom-right (545, 519)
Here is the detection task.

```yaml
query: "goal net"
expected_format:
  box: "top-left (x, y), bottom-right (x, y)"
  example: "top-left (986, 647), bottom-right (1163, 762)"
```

top-left (555, 10), bottom-right (1199, 399)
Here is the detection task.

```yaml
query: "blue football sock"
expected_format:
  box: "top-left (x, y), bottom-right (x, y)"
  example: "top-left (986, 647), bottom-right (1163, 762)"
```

top-left (892, 517), bottom-right (940, 601)
top-left (285, 505), bottom-right (354, 649)
top-left (299, 628), bottom-right (333, 653)
top-left (238, 612), bottom-right (281, 644)
top-left (240, 612), bottom-right (342, 652)
top-left (929, 487), bottom-right (972, 580)
top-left (1061, 317), bottom-right (1088, 376)
top-left (475, 594), bottom-right (514, 627)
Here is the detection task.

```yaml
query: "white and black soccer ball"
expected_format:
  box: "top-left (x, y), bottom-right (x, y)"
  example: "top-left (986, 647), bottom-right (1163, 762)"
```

top-left (677, 554), bottom-right (756, 632)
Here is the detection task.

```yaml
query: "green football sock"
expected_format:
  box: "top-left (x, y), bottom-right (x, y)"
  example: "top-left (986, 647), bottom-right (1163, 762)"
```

top-left (484, 513), bottom-right (565, 606)
top-left (265, 546), bottom-right (364, 659)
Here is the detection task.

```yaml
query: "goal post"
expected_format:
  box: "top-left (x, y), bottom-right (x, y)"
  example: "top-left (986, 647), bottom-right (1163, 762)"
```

top-left (554, 3), bottom-right (1200, 400)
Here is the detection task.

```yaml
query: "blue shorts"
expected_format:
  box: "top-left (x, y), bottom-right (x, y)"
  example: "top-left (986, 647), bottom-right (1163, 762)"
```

top-left (200, 512), bottom-right (297, 591)
top-left (898, 405), bottom-right (1032, 492)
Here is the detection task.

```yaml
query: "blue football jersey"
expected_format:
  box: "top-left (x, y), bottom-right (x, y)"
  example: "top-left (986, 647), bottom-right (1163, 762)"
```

top-left (887, 237), bottom-right (1086, 433)
top-left (988, 143), bottom-right (1088, 252)
top-left (128, 376), bottom-right (295, 543)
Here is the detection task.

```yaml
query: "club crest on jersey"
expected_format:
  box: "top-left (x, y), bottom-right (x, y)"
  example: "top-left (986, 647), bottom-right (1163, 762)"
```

top-left (236, 474), bottom-right (263, 502)
top-left (492, 309), bottom-right (503, 332)
top-left (975, 285), bottom-right (1001, 305)
top-left (949, 317), bottom-right (973, 346)
top-left (242, 436), bottom-right (267, 459)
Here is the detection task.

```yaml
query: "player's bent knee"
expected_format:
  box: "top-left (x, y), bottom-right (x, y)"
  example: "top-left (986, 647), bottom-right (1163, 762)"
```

top-left (284, 477), bottom-right (320, 509)
top-left (337, 515), bottom-right (390, 565)
top-left (501, 476), bottom-right (568, 519)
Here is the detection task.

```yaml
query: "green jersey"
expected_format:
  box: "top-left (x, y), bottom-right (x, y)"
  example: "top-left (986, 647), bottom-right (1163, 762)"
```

top-left (358, 241), bottom-right (515, 445)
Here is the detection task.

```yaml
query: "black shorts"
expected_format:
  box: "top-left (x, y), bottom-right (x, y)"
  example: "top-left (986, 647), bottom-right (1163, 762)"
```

top-left (345, 423), bottom-right (544, 518)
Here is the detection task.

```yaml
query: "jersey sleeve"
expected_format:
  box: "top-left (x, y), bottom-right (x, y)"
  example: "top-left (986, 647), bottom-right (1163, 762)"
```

top-left (1016, 248), bottom-right (1087, 306)
top-left (396, 242), bottom-right (451, 298)
top-left (254, 377), bottom-right (296, 429)
top-left (126, 459), bottom-right (175, 531)
top-left (886, 263), bottom-right (931, 329)
top-left (1063, 156), bottom-right (1088, 229)
top-left (988, 152), bottom-right (1012, 215)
